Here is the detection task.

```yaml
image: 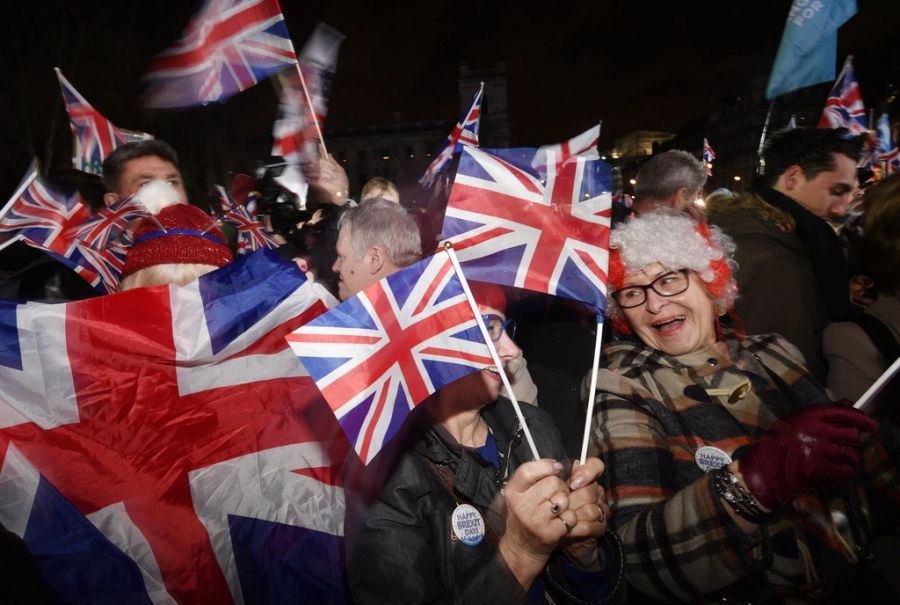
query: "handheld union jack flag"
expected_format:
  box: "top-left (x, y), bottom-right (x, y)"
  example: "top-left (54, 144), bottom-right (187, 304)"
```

top-left (287, 252), bottom-right (494, 464)
top-left (0, 250), bottom-right (350, 603)
top-left (142, 0), bottom-right (298, 109)
top-left (876, 112), bottom-right (900, 175)
top-left (703, 138), bottom-right (716, 176)
top-left (0, 166), bottom-right (150, 293)
top-left (419, 83), bottom-right (484, 188)
top-left (55, 68), bottom-right (153, 176)
top-left (531, 123), bottom-right (601, 177)
top-left (216, 186), bottom-right (278, 254)
top-left (441, 146), bottom-right (612, 314)
top-left (69, 195), bottom-right (151, 290)
top-left (819, 55), bottom-right (868, 135)
top-left (0, 165), bottom-right (92, 254)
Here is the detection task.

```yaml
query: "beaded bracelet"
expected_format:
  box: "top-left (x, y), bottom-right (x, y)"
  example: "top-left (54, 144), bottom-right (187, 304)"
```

top-left (711, 467), bottom-right (769, 524)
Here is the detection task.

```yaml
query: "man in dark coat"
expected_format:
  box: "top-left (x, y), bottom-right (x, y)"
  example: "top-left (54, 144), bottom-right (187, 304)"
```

top-left (707, 127), bottom-right (864, 380)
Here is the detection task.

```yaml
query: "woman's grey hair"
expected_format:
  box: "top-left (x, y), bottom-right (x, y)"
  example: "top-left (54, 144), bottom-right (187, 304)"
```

top-left (338, 197), bottom-right (422, 267)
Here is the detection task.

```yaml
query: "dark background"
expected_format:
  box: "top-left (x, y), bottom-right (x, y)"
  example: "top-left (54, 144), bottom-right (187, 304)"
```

top-left (1, 0), bottom-right (897, 201)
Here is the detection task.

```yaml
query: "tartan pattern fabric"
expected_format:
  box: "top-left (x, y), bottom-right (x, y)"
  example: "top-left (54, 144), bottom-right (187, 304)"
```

top-left (588, 331), bottom-right (897, 602)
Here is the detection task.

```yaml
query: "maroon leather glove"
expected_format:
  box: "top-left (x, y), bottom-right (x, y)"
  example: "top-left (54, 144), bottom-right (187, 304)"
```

top-left (738, 403), bottom-right (876, 510)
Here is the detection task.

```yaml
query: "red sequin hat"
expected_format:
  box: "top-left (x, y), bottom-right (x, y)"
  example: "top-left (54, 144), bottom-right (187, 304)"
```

top-left (123, 203), bottom-right (232, 277)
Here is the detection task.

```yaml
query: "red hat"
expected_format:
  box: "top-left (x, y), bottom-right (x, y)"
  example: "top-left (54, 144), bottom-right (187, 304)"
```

top-left (123, 203), bottom-right (232, 277)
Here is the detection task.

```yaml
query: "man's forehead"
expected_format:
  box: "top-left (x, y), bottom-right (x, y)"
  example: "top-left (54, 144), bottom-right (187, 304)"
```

top-left (123, 156), bottom-right (180, 178)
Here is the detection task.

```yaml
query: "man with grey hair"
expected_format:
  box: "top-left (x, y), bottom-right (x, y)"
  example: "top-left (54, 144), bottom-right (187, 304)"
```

top-left (332, 197), bottom-right (423, 301)
top-left (632, 149), bottom-right (707, 218)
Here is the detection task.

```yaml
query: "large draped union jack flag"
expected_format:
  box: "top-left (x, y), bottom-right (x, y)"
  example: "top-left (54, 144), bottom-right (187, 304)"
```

top-left (55, 69), bottom-right (153, 176)
top-left (441, 146), bottom-right (612, 313)
top-left (419, 83), bottom-right (484, 188)
top-left (818, 55), bottom-right (868, 135)
top-left (143, 0), bottom-right (298, 108)
top-left (0, 250), bottom-right (351, 604)
top-left (287, 252), bottom-right (493, 464)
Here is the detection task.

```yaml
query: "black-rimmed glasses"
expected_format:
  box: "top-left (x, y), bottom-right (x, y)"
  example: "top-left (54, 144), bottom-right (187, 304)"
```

top-left (481, 314), bottom-right (517, 342)
top-left (611, 269), bottom-right (690, 309)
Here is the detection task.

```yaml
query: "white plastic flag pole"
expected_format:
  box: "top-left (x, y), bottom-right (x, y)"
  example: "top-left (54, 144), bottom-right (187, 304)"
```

top-left (579, 319), bottom-right (604, 464)
top-left (854, 356), bottom-right (900, 413)
top-left (443, 243), bottom-right (541, 460)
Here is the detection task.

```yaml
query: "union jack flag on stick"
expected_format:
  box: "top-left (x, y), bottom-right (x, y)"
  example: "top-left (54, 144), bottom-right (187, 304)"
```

top-left (876, 112), bottom-right (900, 175)
top-left (703, 138), bottom-right (716, 176)
top-left (441, 145), bottom-right (612, 314)
top-left (419, 83), bottom-right (484, 188)
top-left (819, 55), bottom-right (868, 135)
top-left (55, 69), bottom-right (153, 176)
top-left (142, 0), bottom-right (299, 109)
top-left (216, 185), bottom-right (278, 254)
top-left (270, 23), bottom-right (345, 198)
top-left (0, 164), bottom-right (150, 293)
top-left (287, 248), bottom-right (540, 464)
top-left (0, 164), bottom-right (92, 255)
top-left (531, 123), bottom-right (601, 178)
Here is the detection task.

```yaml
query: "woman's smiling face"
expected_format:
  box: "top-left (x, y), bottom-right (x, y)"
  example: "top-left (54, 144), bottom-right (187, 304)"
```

top-left (619, 262), bottom-right (717, 356)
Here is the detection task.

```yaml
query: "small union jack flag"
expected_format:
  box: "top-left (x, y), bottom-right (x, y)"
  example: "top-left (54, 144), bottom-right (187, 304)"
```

top-left (55, 68), bottom-right (152, 176)
top-left (216, 186), bottom-right (278, 254)
top-left (442, 146), bottom-right (612, 314)
top-left (703, 138), bottom-right (716, 176)
top-left (0, 166), bottom-right (150, 293)
top-left (0, 165), bottom-right (92, 253)
top-left (142, 0), bottom-right (299, 109)
top-left (287, 252), bottom-right (493, 464)
top-left (819, 55), bottom-right (868, 135)
top-left (419, 83), bottom-right (484, 188)
top-left (876, 112), bottom-right (900, 175)
top-left (531, 124), bottom-right (601, 177)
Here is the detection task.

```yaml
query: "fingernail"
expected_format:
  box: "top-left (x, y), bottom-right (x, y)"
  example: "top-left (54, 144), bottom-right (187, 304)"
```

top-left (552, 461), bottom-right (564, 472)
top-left (570, 476), bottom-right (585, 489)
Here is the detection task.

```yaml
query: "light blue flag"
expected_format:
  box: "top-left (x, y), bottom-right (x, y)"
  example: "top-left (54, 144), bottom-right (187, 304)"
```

top-left (765, 0), bottom-right (857, 100)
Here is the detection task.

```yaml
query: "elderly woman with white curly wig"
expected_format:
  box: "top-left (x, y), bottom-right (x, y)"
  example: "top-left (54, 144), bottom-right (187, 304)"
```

top-left (584, 212), bottom-right (900, 603)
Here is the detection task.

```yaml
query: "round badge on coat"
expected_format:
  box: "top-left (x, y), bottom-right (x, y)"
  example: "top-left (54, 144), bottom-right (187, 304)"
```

top-left (695, 446), bottom-right (732, 472)
top-left (451, 504), bottom-right (485, 546)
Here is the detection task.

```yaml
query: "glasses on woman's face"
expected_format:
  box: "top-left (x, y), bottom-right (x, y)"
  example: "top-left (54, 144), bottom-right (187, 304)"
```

top-left (481, 314), bottom-right (517, 342)
top-left (612, 269), bottom-right (691, 309)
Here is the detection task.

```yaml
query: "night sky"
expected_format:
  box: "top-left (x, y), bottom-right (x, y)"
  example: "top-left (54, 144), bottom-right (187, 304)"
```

top-left (1, 0), bottom-right (898, 198)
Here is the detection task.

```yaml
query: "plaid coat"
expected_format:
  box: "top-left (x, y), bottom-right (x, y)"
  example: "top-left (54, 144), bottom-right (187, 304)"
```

top-left (588, 331), bottom-right (898, 603)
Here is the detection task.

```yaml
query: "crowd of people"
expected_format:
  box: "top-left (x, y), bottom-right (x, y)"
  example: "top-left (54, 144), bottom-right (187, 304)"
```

top-left (2, 124), bottom-right (899, 604)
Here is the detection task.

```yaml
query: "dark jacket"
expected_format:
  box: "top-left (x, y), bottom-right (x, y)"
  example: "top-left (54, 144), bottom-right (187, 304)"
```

top-left (707, 190), bottom-right (842, 380)
top-left (345, 399), bottom-right (626, 605)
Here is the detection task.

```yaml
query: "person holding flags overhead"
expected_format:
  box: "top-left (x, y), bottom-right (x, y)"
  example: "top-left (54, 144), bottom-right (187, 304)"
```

top-left (344, 281), bottom-right (625, 605)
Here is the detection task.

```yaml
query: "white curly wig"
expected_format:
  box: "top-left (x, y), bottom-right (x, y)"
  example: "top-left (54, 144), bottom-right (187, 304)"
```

top-left (607, 212), bottom-right (739, 330)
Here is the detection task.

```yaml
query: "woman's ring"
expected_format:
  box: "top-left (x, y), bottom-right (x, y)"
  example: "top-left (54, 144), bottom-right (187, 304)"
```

top-left (550, 501), bottom-right (562, 516)
top-left (557, 516), bottom-right (572, 532)
top-left (597, 505), bottom-right (606, 523)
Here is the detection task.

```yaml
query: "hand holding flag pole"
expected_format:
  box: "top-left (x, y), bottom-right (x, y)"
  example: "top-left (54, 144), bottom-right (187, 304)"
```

top-left (443, 242), bottom-right (541, 461)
